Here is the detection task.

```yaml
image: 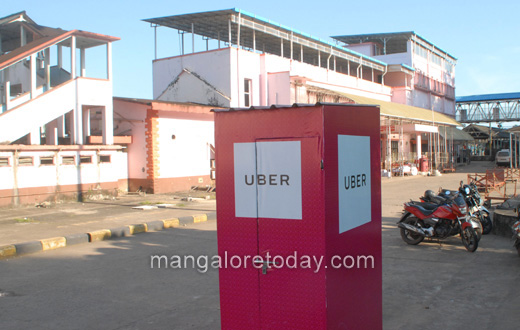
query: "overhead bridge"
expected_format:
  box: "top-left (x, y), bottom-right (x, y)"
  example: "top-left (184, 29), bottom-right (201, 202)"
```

top-left (456, 92), bottom-right (520, 124)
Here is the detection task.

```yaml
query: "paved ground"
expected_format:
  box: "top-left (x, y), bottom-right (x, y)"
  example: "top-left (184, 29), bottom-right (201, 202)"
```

top-left (0, 192), bottom-right (216, 246)
top-left (1, 161), bottom-right (519, 329)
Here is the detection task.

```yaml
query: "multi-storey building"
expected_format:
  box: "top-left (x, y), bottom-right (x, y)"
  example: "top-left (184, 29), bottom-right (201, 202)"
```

top-left (144, 9), bottom-right (464, 173)
top-left (0, 11), bottom-right (127, 206)
top-left (334, 32), bottom-right (457, 116)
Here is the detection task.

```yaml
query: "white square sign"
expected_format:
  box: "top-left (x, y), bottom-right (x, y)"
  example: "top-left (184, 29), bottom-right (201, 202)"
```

top-left (234, 141), bottom-right (302, 219)
top-left (338, 135), bottom-right (372, 233)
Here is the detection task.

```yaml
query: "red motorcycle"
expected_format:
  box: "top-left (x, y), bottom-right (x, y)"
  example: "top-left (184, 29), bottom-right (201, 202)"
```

top-left (398, 192), bottom-right (479, 252)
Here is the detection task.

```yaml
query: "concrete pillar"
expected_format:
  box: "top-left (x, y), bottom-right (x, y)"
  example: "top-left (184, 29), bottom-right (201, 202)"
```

top-left (57, 115), bottom-right (66, 139)
top-left (4, 80), bottom-right (10, 111)
top-left (82, 107), bottom-right (90, 143)
top-left (106, 43), bottom-right (112, 81)
top-left (102, 105), bottom-right (114, 145)
top-left (44, 48), bottom-right (50, 90)
top-left (58, 45), bottom-right (62, 68)
top-left (80, 48), bottom-right (86, 77)
top-left (30, 53), bottom-right (37, 98)
top-left (416, 133), bottom-right (422, 160)
top-left (70, 36), bottom-right (76, 79)
top-left (73, 84), bottom-right (83, 145)
top-left (20, 25), bottom-right (26, 46)
top-left (191, 23), bottom-right (195, 53)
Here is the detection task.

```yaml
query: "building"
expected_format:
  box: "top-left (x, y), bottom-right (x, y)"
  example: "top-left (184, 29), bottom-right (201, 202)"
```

top-left (144, 8), bottom-right (461, 173)
top-left (113, 97), bottom-right (216, 194)
top-left (0, 11), bottom-right (127, 206)
top-left (334, 32), bottom-right (457, 116)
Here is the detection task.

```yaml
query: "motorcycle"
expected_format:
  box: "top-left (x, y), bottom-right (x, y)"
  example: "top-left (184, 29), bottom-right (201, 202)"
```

top-left (421, 186), bottom-right (484, 242)
top-left (513, 210), bottom-right (520, 257)
top-left (398, 191), bottom-right (479, 252)
top-left (458, 181), bottom-right (492, 235)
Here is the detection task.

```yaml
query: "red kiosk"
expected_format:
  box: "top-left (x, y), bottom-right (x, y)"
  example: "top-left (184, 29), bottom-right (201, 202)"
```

top-left (214, 103), bottom-right (382, 329)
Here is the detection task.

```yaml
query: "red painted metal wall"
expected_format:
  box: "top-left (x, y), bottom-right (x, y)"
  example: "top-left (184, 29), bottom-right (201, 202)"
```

top-left (215, 104), bottom-right (382, 329)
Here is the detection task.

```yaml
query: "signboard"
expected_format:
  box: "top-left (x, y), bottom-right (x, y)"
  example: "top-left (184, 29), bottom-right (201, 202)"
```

top-left (338, 135), bottom-right (372, 233)
top-left (234, 141), bottom-right (302, 219)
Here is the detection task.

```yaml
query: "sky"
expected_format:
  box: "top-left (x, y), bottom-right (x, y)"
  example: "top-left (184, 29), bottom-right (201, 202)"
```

top-left (4, 0), bottom-right (520, 100)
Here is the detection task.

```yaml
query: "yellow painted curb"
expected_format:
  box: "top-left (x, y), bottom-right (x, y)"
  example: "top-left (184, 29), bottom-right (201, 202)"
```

top-left (129, 224), bottom-right (148, 235)
top-left (88, 229), bottom-right (112, 242)
top-left (41, 237), bottom-right (66, 251)
top-left (0, 245), bottom-right (16, 259)
top-left (193, 214), bottom-right (208, 223)
top-left (162, 219), bottom-right (180, 228)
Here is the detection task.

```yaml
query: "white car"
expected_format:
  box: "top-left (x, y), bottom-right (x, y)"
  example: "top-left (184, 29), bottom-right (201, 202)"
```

top-left (495, 149), bottom-right (511, 167)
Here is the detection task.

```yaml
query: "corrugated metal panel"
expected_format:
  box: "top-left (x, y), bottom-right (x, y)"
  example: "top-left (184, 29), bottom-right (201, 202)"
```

top-left (439, 126), bottom-right (474, 141)
top-left (341, 93), bottom-right (460, 126)
top-left (456, 92), bottom-right (520, 103)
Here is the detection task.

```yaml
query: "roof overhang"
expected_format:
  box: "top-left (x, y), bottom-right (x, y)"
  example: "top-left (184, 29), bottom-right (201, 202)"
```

top-left (143, 8), bottom-right (387, 72)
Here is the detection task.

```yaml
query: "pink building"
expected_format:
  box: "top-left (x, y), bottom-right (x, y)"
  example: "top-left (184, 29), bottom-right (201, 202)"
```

top-left (113, 97), bottom-right (216, 194)
top-left (333, 32), bottom-right (457, 116)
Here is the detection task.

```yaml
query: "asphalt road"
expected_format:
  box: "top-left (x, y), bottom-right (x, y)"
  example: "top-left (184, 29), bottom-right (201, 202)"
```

top-left (1, 162), bottom-right (520, 329)
top-left (0, 221), bottom-right (220, 330)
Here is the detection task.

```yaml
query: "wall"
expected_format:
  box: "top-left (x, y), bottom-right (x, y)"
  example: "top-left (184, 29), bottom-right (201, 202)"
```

top-left (0, 147), bottom-right (127, 206)
top-left (374, 52), bottom-right (411, 66)
top-left (231, 49), bottom-right (263, 108)
top-left (268, 72), bottom-right (291, 105)
top-left (113, 99), bottom-right (147, 192)
top-left (154, 111), bottom-right (214, 193)
top-left (153, 48), bottom-right (233, 102)
top-left (113, 99), bottom-right (216, 194)
top-left (346, 43), bottom-right (375, 56)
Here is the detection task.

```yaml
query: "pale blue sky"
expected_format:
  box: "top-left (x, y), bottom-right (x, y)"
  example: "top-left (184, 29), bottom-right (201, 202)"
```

top-left (4, 0), bottom-right (519, 99)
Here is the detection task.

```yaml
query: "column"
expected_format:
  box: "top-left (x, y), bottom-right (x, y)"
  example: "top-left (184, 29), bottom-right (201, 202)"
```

top-left (30, 53), bottom-right (36, 98)
top-left (44, 48), bottom-right (50, 90)
top-left (82, 107), bottom-right (90, 143)
top-left (57, 45), bottom-right (62, 69)
top-left (416, 133), bottom-right (422, 160)
top-left (102, 105), bottom-right (114, 145)
top-left (80, 48), bottom-right (86, 77)
top-left (107, 42), bottom-right (112, 81)
top-left (70, 36), bottom-right (76, 79)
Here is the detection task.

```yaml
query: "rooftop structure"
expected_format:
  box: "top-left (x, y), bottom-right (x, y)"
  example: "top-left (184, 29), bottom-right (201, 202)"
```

top-left (333, 31), bottom-right (457, 116)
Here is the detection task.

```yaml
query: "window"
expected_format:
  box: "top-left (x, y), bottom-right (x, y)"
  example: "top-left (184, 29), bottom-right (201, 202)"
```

top-left (0, 157), bottom-right (9, 166)
top-left (18, 157), bottom-right (33, 166)
top-left (244, 79), bottom-right (252, 107)
top-left (99, 155), bottom-right (111, 163)
top-left (61, 156), bottom-right (75, 165)
top-left (40, 156), bottom-right (55, 165)
top-left (80, 156), bottom-right (92, 164)
top-left (414, 44), bottom-right (427, 59)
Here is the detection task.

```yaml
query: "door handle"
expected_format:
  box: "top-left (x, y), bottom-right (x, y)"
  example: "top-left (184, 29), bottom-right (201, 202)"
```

top-left (253, 258), bottom-right (279, 275)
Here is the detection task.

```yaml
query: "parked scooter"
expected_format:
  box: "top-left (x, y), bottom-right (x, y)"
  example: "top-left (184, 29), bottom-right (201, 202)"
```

top-left (398, 191), bottom-right (479, 252)
top-left (420, 187), bottom-right (484, 241)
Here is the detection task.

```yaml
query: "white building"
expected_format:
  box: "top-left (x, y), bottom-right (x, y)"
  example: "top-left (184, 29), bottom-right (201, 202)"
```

top-left (144, 9), bottom-right (462, 173)
top-left (0, 11), bottom-right (127, 206)
top-left (333, 32), bottom-right (457, 116)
